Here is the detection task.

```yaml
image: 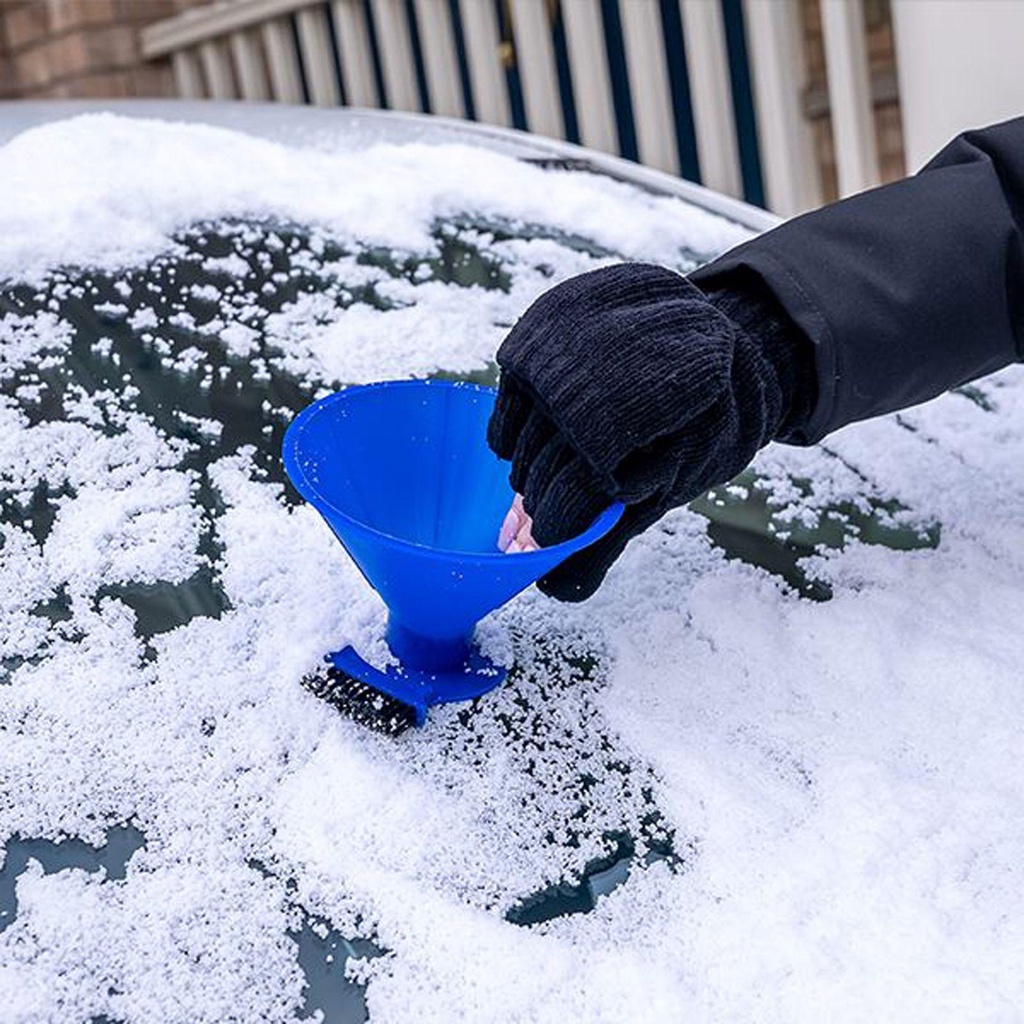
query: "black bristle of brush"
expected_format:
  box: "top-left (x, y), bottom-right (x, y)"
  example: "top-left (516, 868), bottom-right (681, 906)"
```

top-left (303, 663), bottom-right (418, 736)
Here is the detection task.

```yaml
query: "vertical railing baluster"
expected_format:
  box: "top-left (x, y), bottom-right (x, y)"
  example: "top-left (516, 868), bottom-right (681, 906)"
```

top-left (412, 0), bottom-right (464, 116)
top-left (369, 0), bottom-right (421, 110)
top-left (229, 29), bottom-right (270, 100)
top-left (560, 0), bottom-right (617, 153)
top-left (296, 4), bottom-right (342, 105)
top-left (172, 49), bottom-right (205, 98)
top-left (821, 0), bottom-right (879, 196)
top-left (508, 0), bottom-right (564, 138)
top-left (457, 0), bottom-right (510, 125)
top-left (619, 0), bottom-right (679, 172)
top-left (742, 0), bottom-right (821, 214)
top-left (331, 0), bottom-right (379, 106)
top-left (262, 17), bottom-right (305, 103)
top-left (198, 39), bottom-right (237, 99)
top-left (679, 0), bottom-right (743, 196)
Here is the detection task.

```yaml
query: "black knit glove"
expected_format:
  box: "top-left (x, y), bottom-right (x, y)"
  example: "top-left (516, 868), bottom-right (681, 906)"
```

top-left (488, 262), bottom-right (816, 601)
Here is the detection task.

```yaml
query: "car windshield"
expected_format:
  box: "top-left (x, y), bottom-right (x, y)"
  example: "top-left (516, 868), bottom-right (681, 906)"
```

top-left (3, 111), bottom-right (1015, 1024)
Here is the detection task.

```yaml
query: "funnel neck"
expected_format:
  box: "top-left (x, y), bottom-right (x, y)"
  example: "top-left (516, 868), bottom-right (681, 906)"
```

top-left (386, 619), bottom-right (471, 674)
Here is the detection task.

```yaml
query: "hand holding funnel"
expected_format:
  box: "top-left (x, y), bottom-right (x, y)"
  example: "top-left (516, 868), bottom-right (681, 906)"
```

top-left (282, 380), bottom-right (623, 731)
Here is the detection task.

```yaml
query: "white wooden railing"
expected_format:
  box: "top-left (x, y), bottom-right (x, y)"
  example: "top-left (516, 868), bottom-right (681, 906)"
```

top-left (142, 0), bottom-right (884, 218)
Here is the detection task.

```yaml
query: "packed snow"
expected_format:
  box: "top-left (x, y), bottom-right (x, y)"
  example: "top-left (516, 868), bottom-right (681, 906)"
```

top-left (1, 113), bottom-right (1023, 1023)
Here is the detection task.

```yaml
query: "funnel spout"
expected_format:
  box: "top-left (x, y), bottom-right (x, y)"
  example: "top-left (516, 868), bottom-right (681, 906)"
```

top-left (386, 619), bottom-right (471, 674)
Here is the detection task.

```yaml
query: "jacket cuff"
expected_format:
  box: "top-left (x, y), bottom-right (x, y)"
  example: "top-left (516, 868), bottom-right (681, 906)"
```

top-left (692, 248), bottom-right (838, 446)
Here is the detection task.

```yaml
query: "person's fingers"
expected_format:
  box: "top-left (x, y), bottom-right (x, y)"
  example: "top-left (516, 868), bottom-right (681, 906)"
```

top-left (497, 500), bottom-right (523, 551)
top-left (498, 495), bottom-right (540, 553)
top-left (513, 518), bottom-right (539, 551)
top-left (525, 456), bottom-right (610, 547)
top-left (537, 499), bottom-right (663, 602)
top-left (509, 408), bottom-right (557, 495)
top-left (487, 374), bottom-right (533, 460)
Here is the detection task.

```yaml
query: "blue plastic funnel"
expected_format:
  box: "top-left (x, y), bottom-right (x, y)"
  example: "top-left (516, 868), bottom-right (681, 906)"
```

top-left (282, 380), bottom-right (623, 725)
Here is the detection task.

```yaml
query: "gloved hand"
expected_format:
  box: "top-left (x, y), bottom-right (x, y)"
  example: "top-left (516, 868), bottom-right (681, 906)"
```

top-left (488, 262), bottom-right (817, 601)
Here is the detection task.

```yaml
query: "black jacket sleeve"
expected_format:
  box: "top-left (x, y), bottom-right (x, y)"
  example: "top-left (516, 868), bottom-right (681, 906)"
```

top-left (691, 116), bottom-right (1024, 444)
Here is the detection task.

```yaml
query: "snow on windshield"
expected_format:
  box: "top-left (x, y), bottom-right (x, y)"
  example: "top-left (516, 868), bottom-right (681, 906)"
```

top-left (2, 114), bottom-right (1023, 1023)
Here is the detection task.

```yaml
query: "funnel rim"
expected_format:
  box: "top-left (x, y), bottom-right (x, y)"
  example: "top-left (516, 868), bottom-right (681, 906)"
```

top-left (282, 380), bottom-right (624, 562)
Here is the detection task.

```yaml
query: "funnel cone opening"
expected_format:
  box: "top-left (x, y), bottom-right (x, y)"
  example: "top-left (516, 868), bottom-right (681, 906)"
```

top-left (283, 381), bottom-right (621, 563)
top-left (285, 381), bottom-right (517, 556)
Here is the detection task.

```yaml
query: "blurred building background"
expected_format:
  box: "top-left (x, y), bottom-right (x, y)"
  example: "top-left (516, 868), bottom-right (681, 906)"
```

top-left (0, 1), bottom-right (203, 100)
top-left (1, 0), bottom-right (1021, 218)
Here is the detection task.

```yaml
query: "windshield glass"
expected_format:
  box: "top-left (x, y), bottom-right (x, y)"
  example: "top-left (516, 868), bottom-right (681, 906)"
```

top-left (6, 114), bottom-right (1007, 1024)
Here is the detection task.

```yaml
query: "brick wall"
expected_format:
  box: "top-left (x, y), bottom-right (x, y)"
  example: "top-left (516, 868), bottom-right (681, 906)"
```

top-left (0, 0), bottom-right (205, 100)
